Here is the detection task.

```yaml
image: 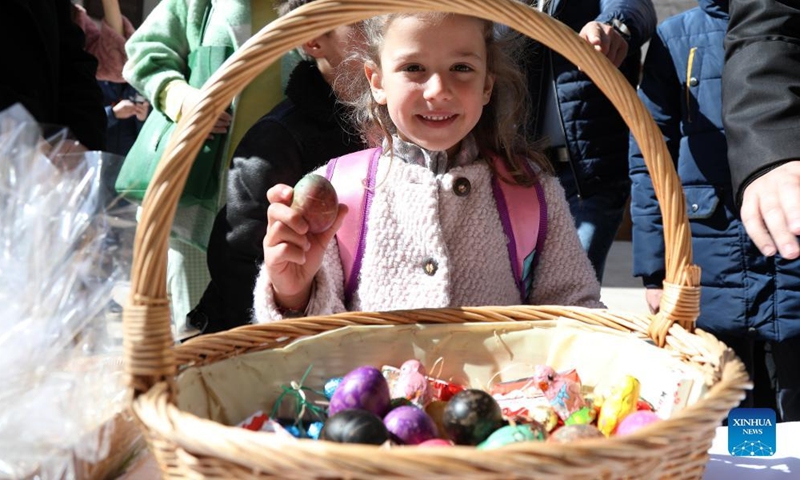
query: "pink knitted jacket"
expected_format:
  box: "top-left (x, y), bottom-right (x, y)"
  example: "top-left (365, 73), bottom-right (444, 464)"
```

top-left (72, 5), bottom-right (134, 83)
top-left (253, 137), bottom-right (604, 322)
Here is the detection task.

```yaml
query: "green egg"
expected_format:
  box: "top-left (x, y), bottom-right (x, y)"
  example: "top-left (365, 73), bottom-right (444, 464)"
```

top-left (477, 424), bottom-right (542, 450)
top-left (565, 406), bottom-right (596, 425)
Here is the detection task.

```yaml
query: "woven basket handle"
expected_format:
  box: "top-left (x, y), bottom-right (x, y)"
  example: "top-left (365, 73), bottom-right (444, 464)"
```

top-left (123, 0), bottom-right (699, 396)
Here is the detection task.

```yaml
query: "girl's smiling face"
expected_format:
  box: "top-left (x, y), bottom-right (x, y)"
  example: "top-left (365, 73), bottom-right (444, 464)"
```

top-left (365, 14), bottom-right (494, 157)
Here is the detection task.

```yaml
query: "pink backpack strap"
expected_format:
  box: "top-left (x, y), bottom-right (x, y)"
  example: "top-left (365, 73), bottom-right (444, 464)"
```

top-left (325, 147), bottom-right (382, 304)
top-left (489, 154), bottom-right (548, 301)
top-left (326, 148), bottom-right (546, 305)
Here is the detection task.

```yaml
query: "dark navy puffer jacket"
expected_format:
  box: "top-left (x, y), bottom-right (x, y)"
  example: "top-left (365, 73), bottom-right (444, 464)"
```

top-left (629, 0), bottom-right (800, 342)
top-left (521, 0), bottom-right (656, 199)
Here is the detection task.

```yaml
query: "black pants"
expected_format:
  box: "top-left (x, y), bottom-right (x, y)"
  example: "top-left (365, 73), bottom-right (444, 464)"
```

top-left (718, 333), bottom-right (800, 422)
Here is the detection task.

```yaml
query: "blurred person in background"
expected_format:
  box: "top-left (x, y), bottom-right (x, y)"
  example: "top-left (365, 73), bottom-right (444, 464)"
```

top-left (511, 0), bottom-right (656, 282)
top-left (722, 0), bottom-right (800, 422)
top-left (630, 0), bottom-right (800, 423)
top-left (72, 0), bottom-right (150, 156)
top-left (1, 0), bottom-right (106, 151)
top-left (123, 0), bottom-right (284, 334)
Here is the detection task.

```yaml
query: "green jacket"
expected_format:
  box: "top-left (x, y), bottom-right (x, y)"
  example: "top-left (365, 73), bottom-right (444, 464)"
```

top-left (122, 0), bottom-right (282, 252)
top-left (123, 0), bottom-right (249, 110)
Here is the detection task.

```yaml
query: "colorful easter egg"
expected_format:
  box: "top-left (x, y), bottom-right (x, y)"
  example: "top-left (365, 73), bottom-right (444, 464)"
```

top-left (383, 405), bottom-right (439, 445)
top-left (477, 424), bottom-right (544, 450)
top-left (329, 366), bottom-right (391, 417)
top-left (547, 424), bottom-right (605, 443)
top-left (615, 410), bottom-right (661, 436)
top-left (443, 389), bottom-right (504, 445)
top-left (320, 409), bottom-right (389, 445)
top-left (292, 173), bottom-right (338, 233)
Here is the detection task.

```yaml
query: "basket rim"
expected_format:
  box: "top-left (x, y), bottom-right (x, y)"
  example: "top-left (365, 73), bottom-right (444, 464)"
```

top-left (135, 309), bottom-right (751, 476)
top-left (172, 305), bottom-right (711, 370)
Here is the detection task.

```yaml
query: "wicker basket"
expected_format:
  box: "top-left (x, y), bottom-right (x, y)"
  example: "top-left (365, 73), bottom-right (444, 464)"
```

top-left (123, 0), bottom-right (751, 478)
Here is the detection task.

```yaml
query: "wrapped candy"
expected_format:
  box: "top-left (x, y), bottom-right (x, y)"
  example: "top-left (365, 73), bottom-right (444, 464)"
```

top-left (390, 359), bottom-right (433, 408)
top-left (597, 375), bottom-right (641, 436)
top-left (382, 362), bottom-right (464, 404)
top-left (532, 365), bottom-right (586, 422)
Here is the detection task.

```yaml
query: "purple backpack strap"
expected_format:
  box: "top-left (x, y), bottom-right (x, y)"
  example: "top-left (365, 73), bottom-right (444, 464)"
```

top-left (325, 147), bottom-right (382, 304)
top-left (489, 154), bottom-right (547, 302)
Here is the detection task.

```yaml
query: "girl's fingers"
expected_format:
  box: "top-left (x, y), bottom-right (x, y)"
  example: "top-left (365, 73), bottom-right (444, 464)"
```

top-left (264, 239), bottom-right (308, 267)
top-left (266, 204), bottom-right (310, 244)
top-left (267, 183), bottom-right (294, 205)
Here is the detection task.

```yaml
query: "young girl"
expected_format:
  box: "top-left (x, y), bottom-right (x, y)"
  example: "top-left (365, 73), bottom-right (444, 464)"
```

top-left (254, 12), bottom-right (603, 322)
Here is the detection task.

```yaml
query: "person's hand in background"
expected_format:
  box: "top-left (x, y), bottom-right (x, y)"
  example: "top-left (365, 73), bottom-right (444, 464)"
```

top-left (579, 21), bottom-right (628, 68)
top-left (645, 288), bottom-right (662, 315)
top-left (134, 98), bottom-right (150, 121)
top-left (112, 99), bottom-right (138, 119)
top-left (162, 81), bottom-right (231, 137)
top-left (180, 86), bottom-right (231, 135)
top-left (740, 161), bottom-right (800, 259)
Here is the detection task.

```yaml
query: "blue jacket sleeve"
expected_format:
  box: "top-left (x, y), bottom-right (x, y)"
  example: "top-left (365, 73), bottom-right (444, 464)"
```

top-left (105, 105), bottom-right (118, 128)
top-left (629, 28), bottom-right (682, 288)
top-left (595, 0), bottom-right (657, 51)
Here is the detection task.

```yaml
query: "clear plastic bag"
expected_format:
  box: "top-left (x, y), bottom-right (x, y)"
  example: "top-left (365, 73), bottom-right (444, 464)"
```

top-left (0, 104), bottom-right (141, 479)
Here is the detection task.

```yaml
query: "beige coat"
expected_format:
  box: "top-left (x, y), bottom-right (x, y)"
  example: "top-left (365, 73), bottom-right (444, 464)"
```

top-left (254, 138), bottom-right (603, 322)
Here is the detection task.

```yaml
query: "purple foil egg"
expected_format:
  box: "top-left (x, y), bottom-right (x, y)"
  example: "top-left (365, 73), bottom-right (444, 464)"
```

top-left (328, 366), bottom-right (391, 418)
top-left (383, 405), bottom-right (439, 445)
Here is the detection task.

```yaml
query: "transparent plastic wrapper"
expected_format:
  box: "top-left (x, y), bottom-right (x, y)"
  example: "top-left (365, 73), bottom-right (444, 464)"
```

top-left (0, 104), bottom-right (142, 479)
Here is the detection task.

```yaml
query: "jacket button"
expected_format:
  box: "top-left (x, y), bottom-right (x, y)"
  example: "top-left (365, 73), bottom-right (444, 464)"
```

top-left (689, 77), bottom-right (699, 87)
top-left (691, 204), bottom-right (699, 212)
top-left (453, 177), bottom-right (471, 197)
top-left (422, 258), bottom-right (438, 276)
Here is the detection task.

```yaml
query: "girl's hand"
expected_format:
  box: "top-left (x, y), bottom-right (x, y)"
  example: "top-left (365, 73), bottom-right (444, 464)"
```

top-left (263, 183), bottom-right (348, 310)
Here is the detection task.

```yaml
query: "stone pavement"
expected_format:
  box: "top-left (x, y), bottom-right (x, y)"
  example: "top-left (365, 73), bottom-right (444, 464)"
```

top-left (656, 0), bottom-right (697, 21)
top-left (600, 240), bottom-right (648, 315)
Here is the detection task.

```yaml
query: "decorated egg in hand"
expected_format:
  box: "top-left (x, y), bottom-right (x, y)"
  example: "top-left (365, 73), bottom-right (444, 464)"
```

top-left (329, 366), bottom-right (391, 417)
top-left (383, 405), bottom-right (439, 445)
top-left (292, 173), bottom-right (338, 233)
top-left (320, 409), bottom-right (389, 445)
top-left (442, 389), bottom-right (504, 445)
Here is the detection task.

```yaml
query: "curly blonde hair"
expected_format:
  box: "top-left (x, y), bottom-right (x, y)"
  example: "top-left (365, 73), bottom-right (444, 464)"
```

top-left (341, 12), bottom-right (550, 185)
